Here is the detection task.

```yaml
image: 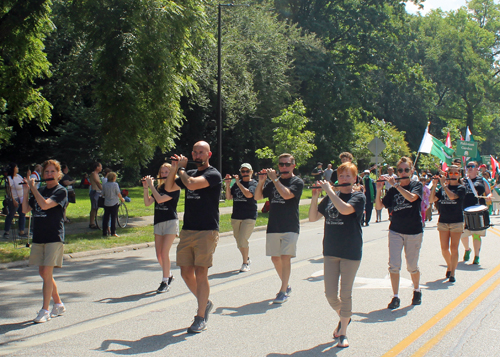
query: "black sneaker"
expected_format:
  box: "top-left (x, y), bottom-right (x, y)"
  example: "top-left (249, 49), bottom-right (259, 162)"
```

top-left (157, 281), bottom-right (169, 293)
top-left (449, 276), bottom-right (456, 283)
top-left (204, 300), bottom-right (213, 322)
top-left (187, 316), bottom-right (207, 333)
top-left (388, 297), bottom-right (400, 309)
top-left (412, 291), bottom-right (422, 305)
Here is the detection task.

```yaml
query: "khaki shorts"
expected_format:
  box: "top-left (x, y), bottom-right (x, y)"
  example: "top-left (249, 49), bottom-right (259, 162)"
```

top-left (388, 230), bottom-right (422, 274)
top-left (437, 222), bottom-right (464, 233)
top-left (154, 219), bottom-right (179, 236)
top-left (266, 232), bottom-right (299, 257)
top-left (231, 219), bottom-right (256, 249)
top-left (29, 242), bottom-right (64, 268)
top-left (176, 230), bottom-right (219, 267)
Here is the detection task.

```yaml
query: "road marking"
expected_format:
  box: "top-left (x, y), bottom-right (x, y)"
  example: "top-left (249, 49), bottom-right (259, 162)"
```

top-left (0, 254), bottom-right (321, 356)
top-left (411, 274), bottom-right (500, 356)
top-left (381, 261), bottom-right (500, 357)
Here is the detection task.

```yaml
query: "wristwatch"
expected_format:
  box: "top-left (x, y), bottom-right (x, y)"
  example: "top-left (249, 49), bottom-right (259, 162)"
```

top-left (273, 178), bottom-right (279, 182)
top-left (178, 167), bottom-right (186, 172)
top-left (393, 182), bottom-right (400, 188)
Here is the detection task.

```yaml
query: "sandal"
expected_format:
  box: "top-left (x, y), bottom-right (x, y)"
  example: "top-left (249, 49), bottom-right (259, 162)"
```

top-left (338, 335), bottom-right (349, 348)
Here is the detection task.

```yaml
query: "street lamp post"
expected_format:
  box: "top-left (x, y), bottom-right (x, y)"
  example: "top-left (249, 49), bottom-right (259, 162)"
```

top-left (217, 3), bottom-right (249, 176)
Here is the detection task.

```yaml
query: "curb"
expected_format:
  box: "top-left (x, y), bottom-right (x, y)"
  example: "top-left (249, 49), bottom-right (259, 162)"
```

top-left (0, 220), bottom-right (305, 270)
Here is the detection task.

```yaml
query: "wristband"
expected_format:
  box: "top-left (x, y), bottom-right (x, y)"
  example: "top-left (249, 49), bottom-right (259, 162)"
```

top-left (178, 167), bottom-right (186, 172)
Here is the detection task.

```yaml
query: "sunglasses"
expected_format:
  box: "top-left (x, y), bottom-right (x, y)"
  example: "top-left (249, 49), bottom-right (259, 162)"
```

top-left (278, 162), bottom-right (293, 167)
top-left (467, 165), bottom-right (476, 169)
top-left (448, 172), bottom-right (460, 176)
top-left (240, 169), bottom-right (250, 174)
top-left (397, 168), bottom-right (411, 173)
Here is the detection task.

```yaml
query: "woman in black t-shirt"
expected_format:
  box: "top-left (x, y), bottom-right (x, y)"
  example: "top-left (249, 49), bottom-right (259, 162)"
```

top-left (142, 163), bottom-right (180, 293)
top-left (429, 166), bottom-right (465, 282)
top-left (309, 162), bottom-right (365, 349)
top-left (22, 160), bottom-right (68, 323)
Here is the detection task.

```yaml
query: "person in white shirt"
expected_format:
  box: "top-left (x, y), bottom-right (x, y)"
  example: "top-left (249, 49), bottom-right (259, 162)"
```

top-left (3, 163), bottom-right (27, 238)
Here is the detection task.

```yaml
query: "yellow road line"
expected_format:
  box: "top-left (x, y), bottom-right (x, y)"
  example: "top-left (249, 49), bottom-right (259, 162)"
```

top-left (381, 262), bottom-right (500, 357)
top-left (489, 226), bottom-right (500, 235)
top-left (412, 274), bottom-right (500, 356)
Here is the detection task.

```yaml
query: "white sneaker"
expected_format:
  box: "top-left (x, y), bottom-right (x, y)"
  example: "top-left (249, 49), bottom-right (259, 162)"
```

top-left (50, 304), bottom-right (66, 318)
top-left (240, 263), bottom-right (250, 272)
top-left (34, 309), bottom-right (51, 323)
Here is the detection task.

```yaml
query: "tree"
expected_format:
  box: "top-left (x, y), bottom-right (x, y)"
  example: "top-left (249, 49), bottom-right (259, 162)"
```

top-left (255, 99), bottom-right (316, 168)
top-left (0, 0), bottom-right (53, 146)
top-left (350, 118), bottom-right (411, 169)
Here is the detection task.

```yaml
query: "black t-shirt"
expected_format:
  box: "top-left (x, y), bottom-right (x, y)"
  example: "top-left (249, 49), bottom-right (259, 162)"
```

top-left (318, 191), bottom-right (365, 260)
top-left (436, 185), bottom-right (465, 223)
top-left (381, 180), bottom-right (423, 234)
top-left (154, 186), bottom-right (180, 225)
top-left (463, 177), bottom-right (487, 208)
top-left (175, 166), bottom-right (222, 231)
top-left (29, 184), bottom-right (67, 243)
top-left (231, 180), bottom-right (258, 220)
top-left (60, 174), bottom-right (73, 188)
top-left (312, 167), bottom-right (323, 180)
top-left (263, 176), bottom-right (304, 233)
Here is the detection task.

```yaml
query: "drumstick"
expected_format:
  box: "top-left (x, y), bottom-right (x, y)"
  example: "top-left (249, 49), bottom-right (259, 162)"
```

top-left (19, 178), bottom-right (54, 184)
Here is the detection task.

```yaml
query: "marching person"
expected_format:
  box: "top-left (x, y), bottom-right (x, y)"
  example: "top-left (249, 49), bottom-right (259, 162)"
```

top-left (88, 162), bottom-right (102, 229)
top-left (224, 163), bottom-right (257, 272)
top-left (461, 161), bottom-right (491, 265)
top-left (375, 157), bottom-right (423, 309)
top-left (143, 163), bottom-right (180, 293)
top-left (429, 166), bottom-right (465, 282)
top-left (255, 153), bottom-right (304, 304)
top-left (22, 160), bottom-right (68, 323)
top-left (308, 162), bottom-right (365, 348)
top-left (164, 141), bottom-right (222, 334)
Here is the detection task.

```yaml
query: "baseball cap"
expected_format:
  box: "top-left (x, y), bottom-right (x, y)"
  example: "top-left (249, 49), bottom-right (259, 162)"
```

top-left (240, 163), bottom-right (252, 170)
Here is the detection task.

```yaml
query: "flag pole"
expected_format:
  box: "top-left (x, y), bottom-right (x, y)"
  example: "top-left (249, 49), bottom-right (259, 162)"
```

top-left (414, 121), bottom-right (431, 170)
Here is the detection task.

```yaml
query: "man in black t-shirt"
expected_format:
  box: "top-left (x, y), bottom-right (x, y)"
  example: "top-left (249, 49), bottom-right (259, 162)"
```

top-left (255, 153), bottom-right (304, 304)
top-left (165, 141), bottom-right (222, 334)
top-left (312, 162), bottom-right (324, 180)
top-left (375, 156), bottom-right (423, 310)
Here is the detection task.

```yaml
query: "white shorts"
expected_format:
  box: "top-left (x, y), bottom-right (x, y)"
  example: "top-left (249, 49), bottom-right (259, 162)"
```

top-left (154, 220), bottom-right (179, 236)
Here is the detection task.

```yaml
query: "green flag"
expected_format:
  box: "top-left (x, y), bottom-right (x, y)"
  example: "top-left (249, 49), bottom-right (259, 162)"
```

top-left (418, 129), bottom-right (454, 165)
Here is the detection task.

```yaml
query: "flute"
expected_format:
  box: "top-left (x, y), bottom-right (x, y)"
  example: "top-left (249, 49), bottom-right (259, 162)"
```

top-left (167, 158), bottom-right (201, 165)
top-left (223, 175), bottom-right (250, 181)
top-left (310, 183), bottom-right (352, 189)
top-left (140, 177), bottom-right (168, 182)
top-left (19, 178), bottom-right (54, 185)
top-left (257, 172), bottom-right (289, 176)
top-left (375, 177), bottom-right (407, 183)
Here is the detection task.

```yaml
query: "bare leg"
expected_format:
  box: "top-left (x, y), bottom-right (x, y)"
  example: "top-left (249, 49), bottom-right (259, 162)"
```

top-left (461, 236), bottom-right (470, 251)
top-left (411, 271), bottom-right (420, 290)
top-left (279, 255), bottom-right (292, 292)
top-left (473, 235), bottom-right (482, 257)
top-left (239, 247), bottom-right (249, 264)
top-left (390, 272), bottom-right (400, 296)
top-left (194, 266), bottom-right (209, 318)
top-left (155, 234), bottom-right (176, 278)
top-left (449, 232), bottom-right (461, 276)
top-left (181, 266), bottom-right (197, 296)
top-left (39, 266), bottom-right (61, 310)
top-left (271, 256), bottom-right (283, 281)
top-left (439, 231), bottom-right (452, 271)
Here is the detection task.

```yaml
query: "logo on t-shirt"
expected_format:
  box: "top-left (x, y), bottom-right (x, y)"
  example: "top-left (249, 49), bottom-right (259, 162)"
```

top-left (393, 193), bottom-right (412, 212)
top-left (440, 191), bottom-right (457, 205)
top-left (234, 187), bottom-right (246, 202)
top-left (325, 202), bottom-right (343, 225)
top-left (186, 189), bottom-right (201, 200)
top-left (271, 187), bottom-right (285, 204)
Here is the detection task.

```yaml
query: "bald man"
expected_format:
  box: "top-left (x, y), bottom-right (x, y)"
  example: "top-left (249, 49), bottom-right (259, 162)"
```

top-left (165, 141), bottom-right (222, 334)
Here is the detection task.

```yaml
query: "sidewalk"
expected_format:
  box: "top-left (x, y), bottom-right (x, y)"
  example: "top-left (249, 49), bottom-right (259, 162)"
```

top-left (64, 198), bottom-right (313, 235)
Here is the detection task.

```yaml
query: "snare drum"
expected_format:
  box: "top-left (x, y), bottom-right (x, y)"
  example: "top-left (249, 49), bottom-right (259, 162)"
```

top-left (464, 205), bottom-right (490, 231)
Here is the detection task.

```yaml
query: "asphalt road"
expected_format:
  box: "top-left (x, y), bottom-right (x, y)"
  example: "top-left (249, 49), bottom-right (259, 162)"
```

top-left (2, 210), bottom-right (500, 357)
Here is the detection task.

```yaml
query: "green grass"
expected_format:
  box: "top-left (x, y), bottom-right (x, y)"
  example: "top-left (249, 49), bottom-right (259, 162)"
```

top-left (0, 204), bottom-right (312, 264)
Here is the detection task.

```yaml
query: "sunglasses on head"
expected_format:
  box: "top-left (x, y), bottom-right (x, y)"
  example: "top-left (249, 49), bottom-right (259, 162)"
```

top-left (278, 162), bottom-right (293, 167)
top-left (240, 169), bottom-right (250, 174)
top-left (397, 168), bottom-right (411, 173)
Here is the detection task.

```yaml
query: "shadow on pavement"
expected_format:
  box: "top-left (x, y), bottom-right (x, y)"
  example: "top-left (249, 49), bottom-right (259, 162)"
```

top-left (96, 328), bottom-right (192, 354)
top-left (456, 262), bottom-right (484, 271)
top-left (0, 320), bottom-right (35, 336)
top-left (96, 291), bottom-right (158, 304)
top-left (213, 299), bottom-right (280, 317)
top-left (208, 270), bottom-right (240, 280)
top-left (354, 304), bottom-right (415, 323)
top-left (308, 257), bottom-right (324, 264)
top-left (423, 277), bottom-right (452, 291)
top-left (267, 341), bottom-right (338, 356)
